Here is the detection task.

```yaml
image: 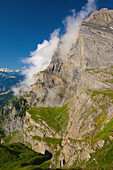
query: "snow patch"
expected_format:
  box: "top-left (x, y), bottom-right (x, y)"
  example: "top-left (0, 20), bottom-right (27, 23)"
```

top-left (110, 26), bottom-right (113, 30)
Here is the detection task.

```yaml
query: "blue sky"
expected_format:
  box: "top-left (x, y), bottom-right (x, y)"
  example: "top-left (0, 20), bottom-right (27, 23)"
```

top-left (0, 0), bottom-right (113, 70)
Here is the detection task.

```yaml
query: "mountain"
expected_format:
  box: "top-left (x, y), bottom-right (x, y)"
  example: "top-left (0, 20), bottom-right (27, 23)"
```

top-left (0, 70), bottom-right (22, 93)
top-left (0, 142), bottom-right (51, 169)
top-left (0, 8), bottom-right (113, 169)
top-left (0, 71), bottom-right (23, 108)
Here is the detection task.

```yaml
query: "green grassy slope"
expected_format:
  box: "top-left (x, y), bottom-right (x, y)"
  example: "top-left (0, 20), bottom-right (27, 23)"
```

top-left (0, 91), bottom-right (14, 109)
top-left (86, 140), bottom-right (113, 169)
top-left (86, 118), bottom-right (113, 169)
top-left (28, 103), bottom-right (69, 135)
top-left (0, 142), bottom-right (51, 170)
top-left (70, 105), bottom-right (113, 169)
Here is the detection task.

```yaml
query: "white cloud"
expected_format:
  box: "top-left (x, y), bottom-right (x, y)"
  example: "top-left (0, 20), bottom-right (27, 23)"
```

top-left (12, 0), bottom-right (96, 96)
top-left (12, 29), bottom-right (60, 96)
top-left (60, 0), bottom-right (96, 57)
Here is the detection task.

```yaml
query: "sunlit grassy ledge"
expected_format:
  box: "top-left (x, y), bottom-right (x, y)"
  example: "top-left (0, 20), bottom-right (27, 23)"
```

top-left (27, 103), bottom-right (69, 134)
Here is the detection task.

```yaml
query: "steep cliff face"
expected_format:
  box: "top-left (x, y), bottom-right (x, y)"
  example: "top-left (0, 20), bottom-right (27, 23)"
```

top-left (25, 8), bottom-right (113, 108)
top-left (26, 53), bottom-right (78, 107)
top-left (0, 8), bottom-right (113, 169)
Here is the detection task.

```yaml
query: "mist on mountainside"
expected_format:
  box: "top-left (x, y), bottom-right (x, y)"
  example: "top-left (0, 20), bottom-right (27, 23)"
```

top-left (12, 0), bottom-right (96, 96)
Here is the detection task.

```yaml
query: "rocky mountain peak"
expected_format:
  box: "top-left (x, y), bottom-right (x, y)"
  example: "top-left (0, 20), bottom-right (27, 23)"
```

top-left (84, 8), bottom-right (113, 26)
top-left (24, 8), bottom-right (113, 108)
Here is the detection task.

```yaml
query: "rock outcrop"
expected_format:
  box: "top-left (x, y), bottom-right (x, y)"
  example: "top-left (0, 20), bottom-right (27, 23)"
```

top-left (0, 8), bottom-right (113, 169)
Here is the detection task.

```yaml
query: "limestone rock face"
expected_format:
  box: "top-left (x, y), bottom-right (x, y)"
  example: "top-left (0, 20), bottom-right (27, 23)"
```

top-left (25, 8), bottom-right (113, 108)
top-left (28, 54), bottom-right (78, 107)
top-left (1, 8), bottom-right (113, 169)
top-left (84, 8), bottom-right (113, 26)
top-left (3, 108), bottom-right (24, 136)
